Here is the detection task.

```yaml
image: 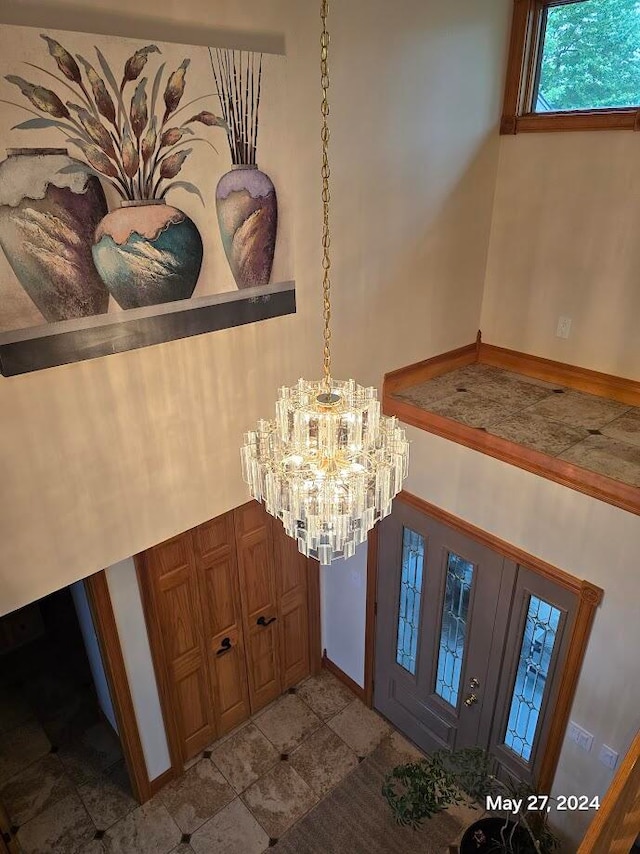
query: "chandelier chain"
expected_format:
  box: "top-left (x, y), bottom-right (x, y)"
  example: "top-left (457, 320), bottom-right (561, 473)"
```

top-left (320, 0), bottom-right (332, 391)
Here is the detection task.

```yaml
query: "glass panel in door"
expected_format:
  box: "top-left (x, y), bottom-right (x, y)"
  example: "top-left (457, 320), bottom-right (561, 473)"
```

top-left (395, 527), bottom-right (425, 675)
top-left (504, 595), bottom-right (561, 762)
top-left (435, 552), bottom-right (474, 708)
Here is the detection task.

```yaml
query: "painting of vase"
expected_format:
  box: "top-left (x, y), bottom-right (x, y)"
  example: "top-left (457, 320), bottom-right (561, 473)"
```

top-left (93, 200), bottom-right (203, 309)
top-left (0, 26), bottom-right (294, 375)
top-left (211, 50), bottom-right (279, 289)
top-left (0, 148), bottom-right (108, 321)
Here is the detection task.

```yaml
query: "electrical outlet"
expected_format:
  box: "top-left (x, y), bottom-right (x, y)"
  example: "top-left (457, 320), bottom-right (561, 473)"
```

top-left (599, 745), bottom-right (619, 770)
top-left (568, 721), bottom-right (593, 751)
top-left (556, 316), bottom-right (572, 339)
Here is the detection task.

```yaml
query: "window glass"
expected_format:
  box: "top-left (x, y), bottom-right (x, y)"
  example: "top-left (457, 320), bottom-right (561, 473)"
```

top-left (535, 0), bottom-right (640, 112)
top-left (504, 595), bottom-right (561, 762)
top-left (395, 528), bottom-right (425, 675)
top-left (435, 552), bottom-right (474, 708)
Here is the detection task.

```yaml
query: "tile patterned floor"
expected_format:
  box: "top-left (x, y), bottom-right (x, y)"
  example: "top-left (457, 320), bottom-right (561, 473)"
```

top-left (394, 363), bottom-right (640, 487)
top-left (1, 671), bottom-right (405, 854)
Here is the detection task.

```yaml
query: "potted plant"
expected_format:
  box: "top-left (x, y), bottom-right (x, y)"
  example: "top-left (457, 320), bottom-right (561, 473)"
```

top-left (383, 747), bottom-right (559, 854)
top-left (4, 35), bottom-right (226, 308)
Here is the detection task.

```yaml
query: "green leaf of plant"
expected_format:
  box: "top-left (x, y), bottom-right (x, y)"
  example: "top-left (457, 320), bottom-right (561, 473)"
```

top-left (12, 117), bottom-right (65, 130)
top-left (161, 180), bottom-right (204, 205)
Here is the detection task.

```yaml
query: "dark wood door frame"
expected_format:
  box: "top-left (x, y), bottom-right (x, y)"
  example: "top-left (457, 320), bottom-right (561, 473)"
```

top-left (84, 570), bottom-right (173, 802)
top-left (363, 490), bottom-right (603, 794)
top-left (136, 505), bottom-right (323, 780)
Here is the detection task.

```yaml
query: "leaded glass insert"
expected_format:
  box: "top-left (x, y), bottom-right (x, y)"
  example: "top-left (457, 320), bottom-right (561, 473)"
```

top-left (504, 595), bottom-right (561, 763)
top-left (395, 528), bottom-right (425, 675)
top-left (435, 552), bottom-right (474, 708)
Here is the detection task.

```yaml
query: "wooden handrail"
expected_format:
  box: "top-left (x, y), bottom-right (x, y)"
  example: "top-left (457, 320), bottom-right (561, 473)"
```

top-left (578, 730), bottom-right (640, 853)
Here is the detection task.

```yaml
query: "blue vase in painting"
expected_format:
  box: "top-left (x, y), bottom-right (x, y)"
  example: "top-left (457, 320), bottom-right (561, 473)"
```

top-left (92, 199), bottom-right (203, 309)
top-left (216, 165), bottom-right (277, 289)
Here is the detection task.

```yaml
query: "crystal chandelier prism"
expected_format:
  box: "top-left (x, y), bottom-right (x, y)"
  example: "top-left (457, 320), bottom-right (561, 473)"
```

top-left (241, 0), bottom-right (409, 565)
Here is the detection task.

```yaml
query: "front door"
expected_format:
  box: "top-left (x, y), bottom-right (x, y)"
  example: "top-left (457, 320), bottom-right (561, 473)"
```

top-left (374, 500), bottom-right (513, 754)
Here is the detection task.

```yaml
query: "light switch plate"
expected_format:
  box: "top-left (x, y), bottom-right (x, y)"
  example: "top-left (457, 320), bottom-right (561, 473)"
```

top-left (599, 744), bottom-right (619, 770)
top-left (556, 316), bottom-right (572, 339)
top-left (568, 721), bottom-right (593, 751)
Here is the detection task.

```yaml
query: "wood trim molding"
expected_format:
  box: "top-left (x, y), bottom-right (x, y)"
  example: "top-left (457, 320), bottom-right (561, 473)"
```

top-left (84, 570), bottom-right (165, 803)
top-left (397, 491), bottom-right (603, 601)
top-left (383, 343), bottom-right (640, 517)
top-left (307, 558), bottom-right (323, 676)
top-left (479, 343), bottom-right (640, 406)
top-left (501, 0), bottom-right (640, 135)
top-left (538, 580), bottom-right (603, 793)
top-left (134, 551), bottom-right (185, 779)
top-left (363, 527), bottom-right (379, 709)
top-left (322, 653), bottom-right (366, 703)
top-left (383, 343), bottom-right (477, 396)
top-left (365, 494), bottom-right (603, 794)
top-left (147, 767), bottom-right (176, 798)
top-left (577, 729), bottom-right (640, 852)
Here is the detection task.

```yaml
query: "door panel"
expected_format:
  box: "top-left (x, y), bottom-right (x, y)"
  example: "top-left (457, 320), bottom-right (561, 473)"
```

top-left (145, 534), bottom-right (215, 761)
top-left (271, 517), bottom-right (310, 690)
top-left (374, 502), bottom-right (506, 755)
top-left (194, 514), bottom-right (251, 735)
top-left (490, 567), bottom-right (577, 785)
top-left (234, 503), bottom-right (282, 712)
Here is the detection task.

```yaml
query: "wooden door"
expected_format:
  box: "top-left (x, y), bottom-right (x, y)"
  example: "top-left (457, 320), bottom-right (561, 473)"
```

top-left (271, 517), bottom-right (310, 690)
top-left (193, 514), bottom-right (251, 735)
top-left (374, 501), bottom-right (509, 755)
top-left (234, 502), bottom-right (282, 712)
top-left (141, 533), bottom-right (214, 763)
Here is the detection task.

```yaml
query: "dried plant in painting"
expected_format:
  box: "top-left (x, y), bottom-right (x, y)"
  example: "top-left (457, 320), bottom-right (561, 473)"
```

top-left (209, 48), bottom-right (263, 166)
top-left (3, 35), bottom-right (227, 201)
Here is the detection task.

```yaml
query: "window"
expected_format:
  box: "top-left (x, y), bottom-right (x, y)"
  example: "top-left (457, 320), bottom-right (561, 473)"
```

top-left (502, 0), bottom-right (640, 133)
top-left (434, 552), bottom-right (474, 708)
top-left (395, 527), bottom-right (425, 675)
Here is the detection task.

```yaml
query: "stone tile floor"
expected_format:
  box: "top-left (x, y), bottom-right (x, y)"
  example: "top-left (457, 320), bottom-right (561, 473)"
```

top-left (0, 669), bottom-right (417, 854)
top-left (394, 363), bottom-right (640, 487)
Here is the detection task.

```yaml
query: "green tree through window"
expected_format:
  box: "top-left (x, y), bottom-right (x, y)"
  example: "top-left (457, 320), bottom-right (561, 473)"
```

top-left (536, 0), bottom-right (640, 111)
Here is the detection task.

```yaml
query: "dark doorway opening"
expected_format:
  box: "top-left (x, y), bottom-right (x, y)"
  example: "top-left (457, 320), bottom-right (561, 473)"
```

top-left (0, 583), bottom-right (135, 848)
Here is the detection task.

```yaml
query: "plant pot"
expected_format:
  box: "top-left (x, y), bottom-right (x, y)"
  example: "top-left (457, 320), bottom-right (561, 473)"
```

top-left (0, 148), bottom-right (109, 322)
top-left (460, 817), bottom-right (534, 854)
top-left (92, 199), bottom-right (203, 309)
top-left (215, 164), bottom-right (277, 289)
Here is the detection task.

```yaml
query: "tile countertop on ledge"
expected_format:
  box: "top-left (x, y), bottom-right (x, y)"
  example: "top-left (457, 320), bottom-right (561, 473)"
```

top-left (392, 363), bottom-right (640, 490)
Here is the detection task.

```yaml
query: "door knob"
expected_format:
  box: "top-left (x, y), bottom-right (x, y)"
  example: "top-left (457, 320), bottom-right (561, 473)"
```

top-left (216, 637), bottom-right (232, 656)
top-left (469, 677), bottom-right (480, 689)
top-left (257, 615), bottom-right (276, 627)
top-left (464, 693), bottom-right (478, 707)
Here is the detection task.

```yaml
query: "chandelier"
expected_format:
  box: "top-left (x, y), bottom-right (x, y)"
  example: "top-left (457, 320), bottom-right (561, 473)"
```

top-left (241, 0), bottom-right (409, 565)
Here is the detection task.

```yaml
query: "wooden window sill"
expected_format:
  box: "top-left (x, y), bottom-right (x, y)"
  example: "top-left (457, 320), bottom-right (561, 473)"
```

top-left (383, 340), bottom-right (640, 517)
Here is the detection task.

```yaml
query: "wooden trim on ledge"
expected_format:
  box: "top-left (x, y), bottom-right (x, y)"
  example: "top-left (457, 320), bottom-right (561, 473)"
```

top-left (322, 654), bottom-right (366, 703)
top-left (397, 492), bottom-right (604, 602)
top-left (383, 343), bottom-right (477, 396)
top-left (383, 343), bottom-right (640, 517)
top-left (479, 343), bottom-right (640, 406)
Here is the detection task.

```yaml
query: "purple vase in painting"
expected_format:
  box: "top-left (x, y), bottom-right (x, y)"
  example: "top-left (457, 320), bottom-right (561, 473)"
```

top-left (0, 148), bottom-right (109, 321)
top-left (215, 164), bottom-right (278, 289)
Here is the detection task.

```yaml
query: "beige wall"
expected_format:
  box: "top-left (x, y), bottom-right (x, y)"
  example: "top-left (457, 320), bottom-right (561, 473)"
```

top-left (406, 426), bottom-right (639, 848)
top-left (481, 132), bottom-right (640, 378)
top-left (0, 0), bottom-right (511, 615)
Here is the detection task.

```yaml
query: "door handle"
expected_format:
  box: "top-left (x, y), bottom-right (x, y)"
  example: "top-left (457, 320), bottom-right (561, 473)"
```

top-left (469, 677), bottom-right (480, 689)
top-left (464, 693), bottom-right (478, 707)
top-left (257, 615), bottom-right (276, 627)
top-left (216, 637), bottom-right (232, 656)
